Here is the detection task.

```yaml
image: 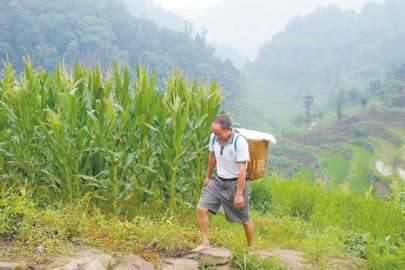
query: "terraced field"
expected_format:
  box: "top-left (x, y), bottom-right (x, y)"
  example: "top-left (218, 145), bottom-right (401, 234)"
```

top-left (268, 102), bottom-right (405, 195)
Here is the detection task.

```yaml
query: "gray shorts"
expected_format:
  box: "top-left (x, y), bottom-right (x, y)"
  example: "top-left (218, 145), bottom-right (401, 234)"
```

top-left (197, 176), bottom-right (250, 224)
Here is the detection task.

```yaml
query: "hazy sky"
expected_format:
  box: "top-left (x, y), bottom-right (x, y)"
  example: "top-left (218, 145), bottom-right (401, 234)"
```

top-left (153, 0), bottom-right (222, 10)
top-left (153, 0), bottom-right (382, 11)
top-left (153, 0), bottom-right (385, 59)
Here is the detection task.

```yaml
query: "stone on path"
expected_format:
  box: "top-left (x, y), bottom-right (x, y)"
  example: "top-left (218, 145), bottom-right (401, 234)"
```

top-left (258, 249), bottom-right (305, 270)
top-left (0, 261), bottom-right (27, 270)
top-left (49, 248), bottom-right (116, 270)
top-left (198, 247), bottom-right (233, 266)
top-left (113, 255), bottom-right (154, 270)
top-left (161, 258), bottom-right (199, 270)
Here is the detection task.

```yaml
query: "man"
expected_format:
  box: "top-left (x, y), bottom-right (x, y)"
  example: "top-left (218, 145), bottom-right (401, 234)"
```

top-left (193, 115), bottom-right (254, 252)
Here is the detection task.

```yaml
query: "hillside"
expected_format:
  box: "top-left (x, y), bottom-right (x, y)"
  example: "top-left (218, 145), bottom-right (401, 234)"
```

top-left (123, 0), bottom-right (186, 32)
top-left (0, 0), bottom-right (241, 92)
top-left (237, 0), bottom-right (405, 130)
top-left (252, 0), bottom-right (405, 83)
top-left (268, 64), bottom-right (405, 196)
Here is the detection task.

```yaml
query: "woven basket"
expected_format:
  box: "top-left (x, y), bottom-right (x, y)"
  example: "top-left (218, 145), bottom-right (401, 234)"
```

top-left (246, 139), bottom-right (270, 180)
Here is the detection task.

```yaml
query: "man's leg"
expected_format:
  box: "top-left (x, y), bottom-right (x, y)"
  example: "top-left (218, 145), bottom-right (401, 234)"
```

top-left (193, 205), bottom-right (211, 251)
top-left (243, 219), bottom-right (254, 250)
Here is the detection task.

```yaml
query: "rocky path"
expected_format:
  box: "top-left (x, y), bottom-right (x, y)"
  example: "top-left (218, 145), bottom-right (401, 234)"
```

top-left (0, 246), bottom-right (365, 270)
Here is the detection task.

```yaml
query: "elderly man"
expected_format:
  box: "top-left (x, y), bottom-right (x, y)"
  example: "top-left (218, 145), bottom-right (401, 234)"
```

top-left (193, 115), bottom-right (254, 252)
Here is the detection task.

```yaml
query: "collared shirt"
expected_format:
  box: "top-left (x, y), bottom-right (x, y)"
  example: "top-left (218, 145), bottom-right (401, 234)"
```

top-left (208, 130), bottom-right (250, 179)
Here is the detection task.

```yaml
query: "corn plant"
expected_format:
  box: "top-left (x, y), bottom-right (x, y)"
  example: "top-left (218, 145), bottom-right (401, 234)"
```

top-left (0, 60), bottom-right (221, 214)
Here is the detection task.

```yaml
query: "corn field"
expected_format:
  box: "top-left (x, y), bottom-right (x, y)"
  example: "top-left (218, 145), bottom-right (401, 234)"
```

top-left (0, 61), bottom-right (221, 214)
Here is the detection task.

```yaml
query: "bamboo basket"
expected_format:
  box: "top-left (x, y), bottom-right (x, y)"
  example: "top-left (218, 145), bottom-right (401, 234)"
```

top-left (235, 128), bottom-right (276, 180)
top-left (247, 139), bottom-right (270, 180)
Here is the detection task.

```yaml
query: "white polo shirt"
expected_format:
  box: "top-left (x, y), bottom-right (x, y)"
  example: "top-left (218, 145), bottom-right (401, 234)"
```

top-left (209, 131), bottom-right (250, 179)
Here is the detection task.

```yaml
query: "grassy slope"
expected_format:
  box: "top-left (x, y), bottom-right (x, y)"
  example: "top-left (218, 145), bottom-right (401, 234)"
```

top-left (370, 137), bottom-right (398, 164)
top-left (326, 155), bottom-right (351, 188)
top-left (1, 178), bottom-right (404, 269)
top-left (267, 101), bottom-right (405, 195)
top-left (236, 73), bottom-right (303, 132)
top-left (346, 145), bottom-right (374, 193)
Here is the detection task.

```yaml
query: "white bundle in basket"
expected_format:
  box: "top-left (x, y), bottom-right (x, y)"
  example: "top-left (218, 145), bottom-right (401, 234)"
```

top-left (235, 128), bottom-right (277, 145)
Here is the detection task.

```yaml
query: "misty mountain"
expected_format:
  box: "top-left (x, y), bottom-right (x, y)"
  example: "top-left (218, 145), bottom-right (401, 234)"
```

top-left (251, 0), bottom-right (405, 84)
top-left (235, 0), bottom-right (405, 132)
top-left (175, 0), bottom-right (384, 59)
top-left (0, 0), bottom-right (241, 93)
top-left (212, 42), bottom-right (248, 69)
top-left (123, 0), bottom-right (186, 32)
top-left (124, 0), bottom-right (247, 69)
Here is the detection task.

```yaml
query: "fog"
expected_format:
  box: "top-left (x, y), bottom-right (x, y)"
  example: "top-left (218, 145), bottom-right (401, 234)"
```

top-left (154, 0), bottom-right (385, 59)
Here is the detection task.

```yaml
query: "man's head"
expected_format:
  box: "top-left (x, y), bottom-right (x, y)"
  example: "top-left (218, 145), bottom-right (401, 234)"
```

top-left (211, 115), bottom-right (232, 141)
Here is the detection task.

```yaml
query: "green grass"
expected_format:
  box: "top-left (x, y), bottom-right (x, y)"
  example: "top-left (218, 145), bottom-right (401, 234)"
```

top-left (389, 128), bottom-right (405, 138)
top-left (2, 177), bottom-right (404, 269)
top-left (370, 137), bottom-right (398, 165)
top-left (345, 145), bottom-right (374, 193)
top-left (316, 103), bottom-right (370, 129)
top-left (325, 155), bottom-right (351, 188)
top-left (388, 128), bottom-right (405, 162)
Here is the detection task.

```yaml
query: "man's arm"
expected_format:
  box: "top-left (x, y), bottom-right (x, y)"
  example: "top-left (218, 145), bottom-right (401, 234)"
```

top-left (203, 152), bottom-right (217, 187)
top-left (234, 162), bottom-right (247, 208)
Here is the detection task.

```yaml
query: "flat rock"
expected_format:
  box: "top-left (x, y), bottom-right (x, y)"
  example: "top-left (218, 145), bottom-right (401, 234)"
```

top-left (258, 249), bottom-right (305, 270)
top-left (161, 258), bottom-right (199, 270)
top-left (198, 247), bottom-right (233, 266)
top-left (0, 261), bottom-right (27, 270)
top-left (85, 259), bottom-right (105, 270)
top-left (49, 248), bottom-right (116, 270)
top-left (180, 253), bottom-right (199, 260)
top-left (113, 255), bottom-right (154, 270)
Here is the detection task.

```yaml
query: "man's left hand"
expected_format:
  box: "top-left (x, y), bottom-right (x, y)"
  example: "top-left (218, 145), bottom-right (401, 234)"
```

top-left (234, 193), bottom-right (244, 208)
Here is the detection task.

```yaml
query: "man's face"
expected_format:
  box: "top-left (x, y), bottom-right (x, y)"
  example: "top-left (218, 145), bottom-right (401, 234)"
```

top-left (211, 123), bottom-right (231, 141)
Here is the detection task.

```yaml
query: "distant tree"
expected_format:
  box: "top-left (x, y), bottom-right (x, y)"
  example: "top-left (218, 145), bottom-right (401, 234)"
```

top-left (290, 116), bottom-right (306, 127)
top-left (195, 26), bottom-right (208, 47)
top-left (65, 41), bottom-right (79, 66)
top-left (347, 88), bottom-right (362, 104)
top-left (361, 97), bottom-right (368, 107)
top-left (184, 21), bottom-right (194, 37)
top-left (368, 80), bottom-right (382, 95)
top-left (32, 44), bottom-right (59, 69)
top-left (302, 95), bottom-right (314, 123)
top-left (336, 88), bottom-right (346, 120)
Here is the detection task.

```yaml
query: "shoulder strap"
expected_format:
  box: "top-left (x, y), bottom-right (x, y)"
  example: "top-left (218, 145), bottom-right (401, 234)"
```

top-left (212, 134), bottom-right (217, 146)
top-left (233, 134), bottom-right (241, 152)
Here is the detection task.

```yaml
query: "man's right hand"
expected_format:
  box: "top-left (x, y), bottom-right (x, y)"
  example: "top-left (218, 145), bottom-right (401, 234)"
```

top-left (203, 177), bottom-right (211, 188)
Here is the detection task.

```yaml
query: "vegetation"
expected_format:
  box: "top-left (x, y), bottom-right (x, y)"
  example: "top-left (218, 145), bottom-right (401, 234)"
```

top-left (238, 0), bottom-right (405, 132)
top-left (262, 61), bottom-right (405, 199)
top-left (0, 61), bottom-right (221, 214)
top-left (0, 0), bottom-right (241, 94)
top-left (1, 175), bottom-right (404, 269)
top-left (1, 1), bottom-right (404, 269)
top-left (251, 0), bottom-right (405, 84)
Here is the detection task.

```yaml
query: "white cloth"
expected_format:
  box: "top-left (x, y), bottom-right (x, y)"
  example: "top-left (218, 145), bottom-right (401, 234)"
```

top-left (235, 128), bottom-right (277, 145)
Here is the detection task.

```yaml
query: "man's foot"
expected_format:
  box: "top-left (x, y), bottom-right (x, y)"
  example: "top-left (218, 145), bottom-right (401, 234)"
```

top-left (247, 246), bottom-right (256, 256)
top-left (192, 243), bottom-right (210, 252)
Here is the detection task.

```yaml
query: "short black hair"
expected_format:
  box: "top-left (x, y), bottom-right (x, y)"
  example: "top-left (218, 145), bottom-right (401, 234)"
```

top-left (212, 115), bottom-right (232, 130)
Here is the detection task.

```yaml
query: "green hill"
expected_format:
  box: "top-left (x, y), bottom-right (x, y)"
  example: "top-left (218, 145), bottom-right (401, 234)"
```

top-left (0, 0), bottom-right (241, 92)
top-left (238, 0), bottom-right (405, 131)
top-left (268, 65), bottom-right (405, 196)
